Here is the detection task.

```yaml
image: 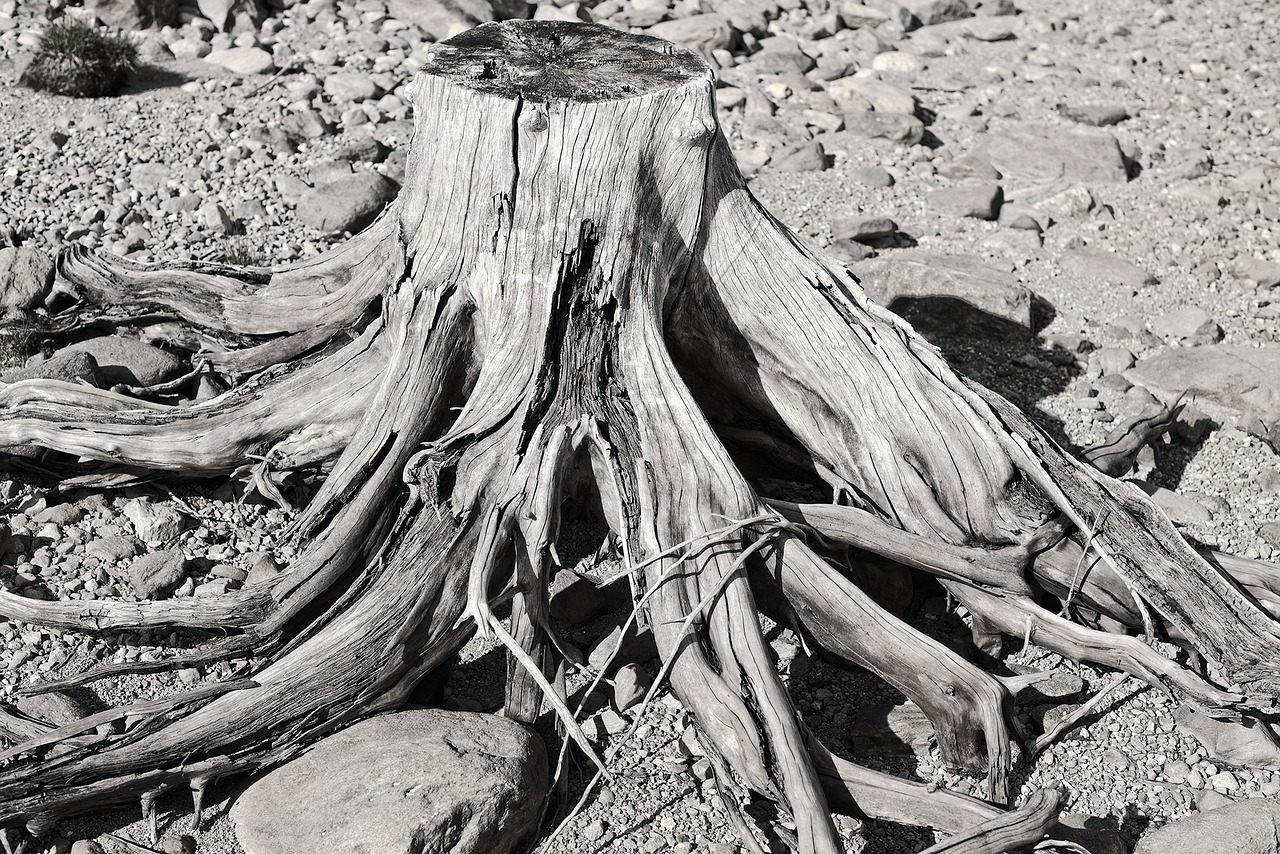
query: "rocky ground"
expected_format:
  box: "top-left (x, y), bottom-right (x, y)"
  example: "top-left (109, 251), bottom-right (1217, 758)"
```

top-left (1, 0), bottom-right (1279, 852)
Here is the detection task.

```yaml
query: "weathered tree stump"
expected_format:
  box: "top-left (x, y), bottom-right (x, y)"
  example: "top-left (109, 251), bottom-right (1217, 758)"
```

top-left (2, 19), bottom-right (1280, 854)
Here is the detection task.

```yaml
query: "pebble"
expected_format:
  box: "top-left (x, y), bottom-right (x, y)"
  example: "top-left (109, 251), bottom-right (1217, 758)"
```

top-left (204, 46), bottom-right (275, 75)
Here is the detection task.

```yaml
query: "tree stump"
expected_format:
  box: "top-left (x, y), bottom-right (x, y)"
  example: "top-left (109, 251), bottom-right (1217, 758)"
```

top-left (2, 19), bottom-right (1280, 854)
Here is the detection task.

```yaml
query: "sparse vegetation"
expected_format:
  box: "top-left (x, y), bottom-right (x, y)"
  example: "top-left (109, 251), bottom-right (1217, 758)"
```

top-left (19, 19), bottom-right (138, 98)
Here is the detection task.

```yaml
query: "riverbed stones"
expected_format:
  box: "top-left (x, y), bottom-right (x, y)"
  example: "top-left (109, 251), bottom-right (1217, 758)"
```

top-left (230, 709), bottom-right (547, 854)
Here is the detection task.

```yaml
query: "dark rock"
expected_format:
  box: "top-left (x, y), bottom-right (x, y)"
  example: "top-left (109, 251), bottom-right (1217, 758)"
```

top-left (297, 173), bottom-right (400, 235)
top-left (0, 351), bottom-right (102, 387)
top-left (59, 336), bottom-right (187, 388)
top-left (549, 568), bottom-right (611, 625)
top-left (973, 123), bottom-right (1129, 185)
top-left (1134, 799), bottom-right (1280, 853)
top-left (231, 709), bottom-right (546, 854)
top-left (927, 183), bottom-right (1003, 220)
top-left (853, 251), bottom-right (1036, 335)
top-left (1053, 813), bottom-right (1126, 854)
top-left (127, 549), bottom-right (189, 600)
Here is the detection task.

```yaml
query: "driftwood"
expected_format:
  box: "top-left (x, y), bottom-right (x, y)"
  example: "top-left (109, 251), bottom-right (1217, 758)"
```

top-left (2, 20), bottom-right (1279, 853)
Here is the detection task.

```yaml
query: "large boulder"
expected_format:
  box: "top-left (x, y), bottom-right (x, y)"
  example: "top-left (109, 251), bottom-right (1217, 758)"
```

top-left (852, 251), bottom-right (1037, 336)
top-left (1126, 344), bottom-right (1280, 419)
top-left (1174, 704), bottom-right (1280, 770)
top-left (1134, 799), bottom-right (1280, 854)
top-left (973, 122), bottom-right (1130, 186)
top-left (231, 709), bottom-right (547, 854)
top-left (297, 173), bottom-right (400, 235)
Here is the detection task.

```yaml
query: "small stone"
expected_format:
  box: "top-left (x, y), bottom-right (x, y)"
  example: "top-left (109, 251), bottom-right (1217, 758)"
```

top-left (1060, 248), bottom-right (1158, 290)
top-left (843, 110), bottom-right (925, 145)
top-left (831, 215), bottom-right (897, 243)
top-left (1164, 759), bottom-right (1191, 783)
top-left (199, 200), bottom-right (235, 235)
top-left (1060, 103), bottom-right (1131, 126)
top-left (927, 183), bottom-right (1003, 220)
top-left (161, 835), bottom-right (197, 854)
top-left (70, 842), bottom-right (106, 854)
top-left (1149, 308), bottom-right (1224, 346)
top-left (962, 17), bottom-right (1015, 40)
top-left (59, 336), bottom-right (187, 388)
top-left (204, 46), bottom-right (275, 75)
top-left (900, 0), bottom-right (972, 26)
top-left (0, 246), bottom-right (56, 319)
top-left (127, 549), bottom-right (189, 600)
top-left (829, 77), bottom-right (916, 116)
top-left (245, 553), bottom-right (282, 585)
top-left (16, 691), bottom-right (92, 725)
top-left (850, 166), bottom-right (895, 188)
top-left (1194, 788), bottom-right (1234, 812)
top-left (297, 173), bottom-right (400, 235)
top-left (86, 535), bottom-right (140, 563)
top-left (324, 72), bottom-right (381, 102)
top-left (1, 351), bottom-right (102, 387)
top-left (1101, 747), bottom-right (1133, 768)
top-left (282, 109), bottom-right (333, 140)
top-left (773, 141), bottom-right (828, 173)
top-left (583, 819), bottom-right (607, 842)
top-left (1210, 770), bottom-right (1240, 792)
top-left (612, 663), bottom-right (652, 712)
top-left (122, 498), bottom-right (187, 543)
top-left (1233, 256), bottom-right (1280, 288)
top-left (1096, 348), bottom-right (1136, 376)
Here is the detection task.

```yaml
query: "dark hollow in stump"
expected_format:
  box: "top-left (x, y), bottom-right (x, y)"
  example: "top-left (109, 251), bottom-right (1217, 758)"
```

top-left (3, 20), bottom-right (1280, 854)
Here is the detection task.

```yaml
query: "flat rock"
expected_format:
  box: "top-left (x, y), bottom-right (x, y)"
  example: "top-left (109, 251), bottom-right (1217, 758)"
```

top-left (297, 173), bottom-right (400, 235)
top-left (842, 110), bottom-right (924, 145)
top-left (828, 77), bottom-right (916, 116)
top-left (850, 165), bottom-right (895, 188)
top-left (1133, 799), bottom-right (1280, 854)
top-left (1174, 704), bottom-right (1280, 770)
top-left (60, 336), bottom-right (187, 387)
top-left (973, 122), bottom-right (1129, 185)
top-left (1132, 483), bottom-right (1213, 524)
top-left (853, 251), bottom-right (1036, 335)
top-left (204, 47), bottom-right (275, 75)
top-left (846, 701), bottom-right (935, 759)
top-left (128, 549), bottom-right (188, 600)
top-left (231, 709), bottom-right (547, 854)
top-left (1060, 103), bottom-right (1131, 127)
top-left (0, 246), bottom-right (55, 319)
top-left (0, 351), bottom-right (102, 387)
top-left (646, 14), bottom-right (736, 60)
top-left (1126, 344), bottom-right (1280, 417)
top-left (1149, 307), bottom-right (1224, 346)
top-left (1059, 248), bottom-right (1158, 290)
top-left (832, 214), bottom-right (897, 242)
top-left (927, 183), bottom-right (1003, 219)
top-left (85, 535), bottom-right (139, 563)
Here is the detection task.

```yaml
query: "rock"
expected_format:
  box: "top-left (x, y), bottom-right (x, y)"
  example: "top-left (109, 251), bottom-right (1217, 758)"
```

top-left (1194, 789), bottom-right (1235, 813)
top-left (1174, 704), bottom-right (1280, 770)
top-left (122, 498), bottom-right (187, 543)
top-left (973, 123), bottom-right (1129, 185)
top-left (927, 183), bottom-right (1003, 219)
top-left (1060, 103), bottom-right (1131, 127)
top-left (1126, 345), bottom-right (1280, 418)
top-left (245, 553), bottom-right (282, 585)
top-left (386, 0), bottom-right (502, 39)
top-left (937, 153), bottom-right (1002, 182)
top-left (0, 246), bottom-right (55, 319)
top-left (297, 173), bottom-right (400, 235)
top-left (646, 14), bottom-right (736, 60)
top-left (846, 701), bottom-right (935, 759)
top-left (85, 535), bottom-right (139, 563)
top-left (898, 0), bottom-right (971, 26)
top-left (832, 215), bottom-right (897, 242)
top-left (324, 72), bottom-right (381, 102)
top-left (1059, 248), bottom-right (1158, 290)
top-left (774, 141), bottom-right (828, 172)
top-left (34, 503), bottom-right (85, 526)
top-left (842, 110), bottom-right (924, 145)
top-left (231, 709), bottom-right (546, 854)
top-left (828, 77), bottom-right (916, 116)
top-left (1133, 483), bottom-right (1213, 524)
top-left (850, 166), bottom-right (895, 188)
top-left (1, 351), bottom-right (102, 387)
top-left (1261, 521), bottom-right (1280, 551)
top-left (1233, 256), bottom-right (1280, 288)
top-left (1164, 759), bottom-right (1191, 783)
top-left (1149, 308), bottom-right (1224, 346)
top-left (127, 549), bottom-right (189, 600)
top-left (15, 690), bottom-right (92, 725)
top-left (282, 109), bottom-right (332, 140)
top-left (1101, 747), bottom-right (1133, 768)
top-left (200, 200), bottom-right (235, 235)
top-left (588, 616), bottom-right (658, 674)
top-left (962, 16), bottom-right (1014, 40)
top-left (1053, 814), bottom-right (1126, 854)
top-left (70, 842), bottom-right (106, 854)
top-left (836, 2), bottom-right (891, 28)
top-left (60, 336), bottom-right (187, 388)
top-left (85, 0), bottom-right (178, 28)
top-left (853, 251), bottom-right (1036, 335)
top-left (198, 0), bottom-right (264, 31)
top-left (160, 836), bottom-right (197, 854)
top-left (549, 568), bottom-right (611, 625)
top-left (336, 136), bottom-right (390, 163)
top-left (1096, 348), bottom-right (1136, 376)
top-left (612, 663), bottom-right (651, 712)
top-left (204, 47), bottom-right (275, 75)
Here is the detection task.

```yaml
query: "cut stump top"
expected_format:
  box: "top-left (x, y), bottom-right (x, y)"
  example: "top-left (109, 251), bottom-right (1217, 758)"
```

top-left (422, 20), bottom-right (710, 102)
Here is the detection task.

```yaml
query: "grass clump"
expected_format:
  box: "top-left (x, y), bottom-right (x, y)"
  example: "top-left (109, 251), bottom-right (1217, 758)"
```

top-left (19, 19), bottom-right (138, 98)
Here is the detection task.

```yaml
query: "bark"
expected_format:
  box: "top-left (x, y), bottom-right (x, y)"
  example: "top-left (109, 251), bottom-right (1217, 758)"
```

top-left (1, 18), bottom-right (1278, 853)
